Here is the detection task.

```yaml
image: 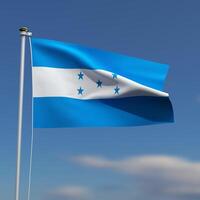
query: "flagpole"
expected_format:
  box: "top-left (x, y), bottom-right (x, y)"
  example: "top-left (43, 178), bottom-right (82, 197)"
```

top-left (15, 27), bottom-right (32, 200)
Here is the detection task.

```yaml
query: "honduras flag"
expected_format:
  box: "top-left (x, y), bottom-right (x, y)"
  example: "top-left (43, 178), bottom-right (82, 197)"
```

top-left (30, 38), bottom-right (174, 128)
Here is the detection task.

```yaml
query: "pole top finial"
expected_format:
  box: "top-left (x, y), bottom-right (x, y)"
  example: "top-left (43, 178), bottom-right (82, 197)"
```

top-left (19, 27), bottom-right (29, 32)
top-left (19, 27), bottom-right (32, 36)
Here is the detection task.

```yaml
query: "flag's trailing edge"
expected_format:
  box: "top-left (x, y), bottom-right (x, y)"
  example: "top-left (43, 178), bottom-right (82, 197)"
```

top-left (30, 37), bottom-right (174, 128)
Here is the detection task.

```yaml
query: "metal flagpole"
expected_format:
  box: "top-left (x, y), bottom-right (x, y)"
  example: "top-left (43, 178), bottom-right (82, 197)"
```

top-left (15, 27), bottom-right (32, 200)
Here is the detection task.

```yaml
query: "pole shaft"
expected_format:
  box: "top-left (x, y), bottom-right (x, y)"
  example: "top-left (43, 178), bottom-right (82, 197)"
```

top-left (15, 33), bottom-right (26, 200)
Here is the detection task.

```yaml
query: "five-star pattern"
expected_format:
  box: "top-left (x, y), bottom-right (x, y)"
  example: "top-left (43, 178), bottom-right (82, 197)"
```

top-left (77, 72), bottom-right (120, 96)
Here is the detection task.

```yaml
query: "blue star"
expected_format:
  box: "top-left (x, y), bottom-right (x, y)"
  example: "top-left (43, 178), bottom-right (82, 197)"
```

top-left (96, 80), bottom-right (103, 88)
top-left (114, 86), bottom-right (120, 94)
top-left (77, 87), bottom-right (84, 95)
top-left (112, 73), bottom-right (118, 79)
top-left (78, 72), bottom-right (84, 80)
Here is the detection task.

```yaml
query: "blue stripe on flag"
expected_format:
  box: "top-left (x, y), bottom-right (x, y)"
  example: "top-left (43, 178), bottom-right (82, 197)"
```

top-left (33, 97), bottom-right (174, 128)
top-left (31, 38), bottom-right (169, 91)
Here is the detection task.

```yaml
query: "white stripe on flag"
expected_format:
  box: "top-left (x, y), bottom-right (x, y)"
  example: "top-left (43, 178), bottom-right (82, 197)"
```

top-left (32, 67), bottom-right (169, 99)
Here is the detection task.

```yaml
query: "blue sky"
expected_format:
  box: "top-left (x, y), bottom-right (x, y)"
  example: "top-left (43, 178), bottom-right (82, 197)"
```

top-left (0, 0), bottom-right (200, 200)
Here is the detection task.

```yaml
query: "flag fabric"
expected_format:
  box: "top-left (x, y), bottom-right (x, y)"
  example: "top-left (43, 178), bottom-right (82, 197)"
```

top-left (30, 38), bottom-right (174, 128)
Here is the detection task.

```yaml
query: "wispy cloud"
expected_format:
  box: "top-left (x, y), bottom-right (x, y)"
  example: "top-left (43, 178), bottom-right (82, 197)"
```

top-left (49, 185), bottom-right (91, 200)
top-left (72, 155), bottom-right (200, 199)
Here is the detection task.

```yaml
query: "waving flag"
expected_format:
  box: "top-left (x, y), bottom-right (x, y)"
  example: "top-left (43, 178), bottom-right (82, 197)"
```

top-left (30, 38), bottom-right (173, 128)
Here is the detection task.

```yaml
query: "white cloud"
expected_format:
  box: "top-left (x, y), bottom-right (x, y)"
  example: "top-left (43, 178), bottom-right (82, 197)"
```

top-left (72, 155), bottom-right (200, 198)
top-left (51, 185), bottom-right (91, 199)
top-left (72, 155), bottom-right (112, 168)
